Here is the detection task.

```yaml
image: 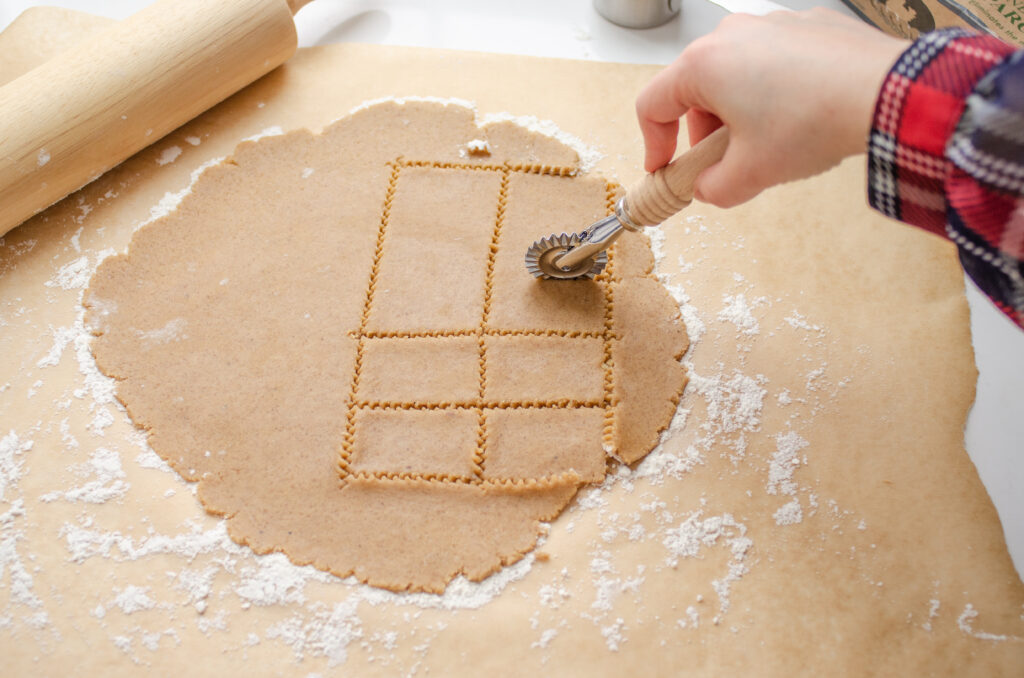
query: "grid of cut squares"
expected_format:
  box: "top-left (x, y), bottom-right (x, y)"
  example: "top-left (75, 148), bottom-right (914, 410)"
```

top-left (342, 160), bottom-right (616, 485)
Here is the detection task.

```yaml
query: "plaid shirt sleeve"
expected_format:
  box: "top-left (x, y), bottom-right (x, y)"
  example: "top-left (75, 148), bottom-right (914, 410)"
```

top-left (868, 28), bottom-right (1024, 329)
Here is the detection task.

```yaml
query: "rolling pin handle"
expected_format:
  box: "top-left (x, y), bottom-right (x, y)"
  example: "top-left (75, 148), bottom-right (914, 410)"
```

top-left (0, 0), bottom-right (304, 238)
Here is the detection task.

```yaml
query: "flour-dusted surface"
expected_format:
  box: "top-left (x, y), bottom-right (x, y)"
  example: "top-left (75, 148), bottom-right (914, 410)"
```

top-left (1, 40), bottom-right (1022, 676)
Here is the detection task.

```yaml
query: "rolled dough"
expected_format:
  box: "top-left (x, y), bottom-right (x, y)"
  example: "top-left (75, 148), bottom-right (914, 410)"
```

top-left (84, 100), bottom-right (689, 593)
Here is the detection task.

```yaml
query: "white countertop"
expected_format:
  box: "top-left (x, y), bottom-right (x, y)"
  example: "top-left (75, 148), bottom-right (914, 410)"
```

top-left (3, 0), bottom-right (1021, 576)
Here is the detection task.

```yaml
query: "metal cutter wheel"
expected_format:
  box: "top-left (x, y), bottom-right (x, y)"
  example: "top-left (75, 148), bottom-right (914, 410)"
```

top-left (524, 126), bottom-right (730, 280)
top-left (524, 232), bottom-right (609, 279)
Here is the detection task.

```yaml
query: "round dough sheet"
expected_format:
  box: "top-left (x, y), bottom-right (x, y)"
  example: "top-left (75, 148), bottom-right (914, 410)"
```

top-left (84, 101), bottom-right (689, 592)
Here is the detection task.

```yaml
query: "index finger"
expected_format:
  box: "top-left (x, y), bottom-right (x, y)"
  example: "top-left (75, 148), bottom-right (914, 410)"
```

top-left (635, 56), bottom-right (701, 172)
top-left (636, 72), bottom-right (685, 172)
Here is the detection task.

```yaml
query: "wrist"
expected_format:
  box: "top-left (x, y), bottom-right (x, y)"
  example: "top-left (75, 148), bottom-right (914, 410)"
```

top-left (842, 34), bottom-right (910, 157)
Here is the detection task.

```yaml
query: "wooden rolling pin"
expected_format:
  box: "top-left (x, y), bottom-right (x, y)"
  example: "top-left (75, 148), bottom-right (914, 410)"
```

top-left (0, 0), bottom-right (314, 238)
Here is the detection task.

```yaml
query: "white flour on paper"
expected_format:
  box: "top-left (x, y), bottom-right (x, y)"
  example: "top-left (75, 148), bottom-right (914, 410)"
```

top-left (717, 293), bottom-right (766, 337)
top-left (663, 511), bottom-right (752, 622)
top-left (956, 603), bottom-right (1018, 642)
top-left (156, 146), bottom-right (182, 166)
top-left (767, 431), bottom-right (809, 497)
top-left (0, 430), bottom-right (46, 628)
top-left (39, 446), bottom-right (127, 504)
top-left (44, 255), bottom-right (92, 291)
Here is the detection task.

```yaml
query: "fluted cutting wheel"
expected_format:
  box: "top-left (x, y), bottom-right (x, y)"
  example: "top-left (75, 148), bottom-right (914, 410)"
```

top-left (524, 232), bottom-right (608, 280)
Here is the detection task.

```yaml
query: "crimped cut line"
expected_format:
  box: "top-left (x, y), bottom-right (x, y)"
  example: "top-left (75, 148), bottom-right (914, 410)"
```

top-left (350, 470), bottom-right (477, 484)
top-left (471, 411), bottom-right (487, 479)
top-left (507, 163), bottom-right (576, 177)
top-left (338, 340), bottom-right (362, 480)
top-left (339, 161), bottom-right (402, 483)
top-left (350, 470), bottom-right (581, 489)
top-left (605, 179), bottom-right (618, 215)
top-left (472, 165), bottom-right (511, 479)
top-left (476, 471), bottom-right (581, 488)
top-left (399, 159), bottom-right (577, 178)
top-left (356, 399), bottom-right (609, 411)
top-left (487, 328), bottom-right (607, 339)
top-left (356, 328), bottom-right (609, 340)
top-left (601, 279), bottom-right (617, 455)
top-left (594, 180), bottom-right (621, 285)
top-left (601, 179), bottom-right (619, 457)
top-left (480, 166), bottom-right (510, 329)
top-left (402, 159), bottom-right (507, 173)
top-left (356, 328), bottom-right (477, 339)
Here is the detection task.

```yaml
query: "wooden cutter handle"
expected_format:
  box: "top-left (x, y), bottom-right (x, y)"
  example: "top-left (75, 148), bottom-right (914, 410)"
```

top-left (0, 0), bottom-right (307, 238)
top-left (623, 125), bottom-right (730, 227)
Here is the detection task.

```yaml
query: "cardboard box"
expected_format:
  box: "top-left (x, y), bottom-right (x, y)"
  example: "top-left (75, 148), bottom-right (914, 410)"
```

top-left (841, 0), bottom-right (1024, 46)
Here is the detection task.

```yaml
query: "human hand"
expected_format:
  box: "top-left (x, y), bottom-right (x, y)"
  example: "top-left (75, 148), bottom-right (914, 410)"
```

top-left (635, 8), bottom-right (909, 207)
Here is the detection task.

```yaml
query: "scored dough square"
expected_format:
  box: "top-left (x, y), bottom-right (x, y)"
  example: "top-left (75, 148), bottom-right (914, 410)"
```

top-left (484, 407), bottom-right (606, 482)
top-left (489, 172), bottom-right (611, 332)
top-left (350, 408), bottom-right (479, 477)
top-left (358, 336), bottom-right (479, 403)
top-left (366, 166), bottom-right (503, 333)
top-left (485, 335), bottom-right (606, 402)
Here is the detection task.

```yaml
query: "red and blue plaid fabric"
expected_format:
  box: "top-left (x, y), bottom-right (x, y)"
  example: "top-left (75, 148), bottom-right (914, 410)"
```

top-left (868, 28), bottom-right (1024, 329)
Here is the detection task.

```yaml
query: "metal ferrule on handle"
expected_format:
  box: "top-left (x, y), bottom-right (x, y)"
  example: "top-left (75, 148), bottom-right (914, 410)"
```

top-left (552, 207), bottom-right (627, 271)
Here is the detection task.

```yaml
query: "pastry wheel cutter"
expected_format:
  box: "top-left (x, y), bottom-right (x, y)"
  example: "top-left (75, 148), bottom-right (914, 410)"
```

top-left (525, 126), bottom-right (729, 279)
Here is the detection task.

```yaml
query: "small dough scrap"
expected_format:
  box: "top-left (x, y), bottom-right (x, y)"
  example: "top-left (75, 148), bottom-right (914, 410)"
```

top-left (86, 101), bottom-right (688, 592)
top-left (466, 138), bottom-right (491, 156)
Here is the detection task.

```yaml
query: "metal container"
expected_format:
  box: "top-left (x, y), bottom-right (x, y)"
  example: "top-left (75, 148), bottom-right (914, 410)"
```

top-left (593, 0), bottom-right (680, 28)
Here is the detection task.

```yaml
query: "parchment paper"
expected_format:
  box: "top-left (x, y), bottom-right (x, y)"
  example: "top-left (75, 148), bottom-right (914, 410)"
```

top-left (1, 10), bottom-right (1021, 676)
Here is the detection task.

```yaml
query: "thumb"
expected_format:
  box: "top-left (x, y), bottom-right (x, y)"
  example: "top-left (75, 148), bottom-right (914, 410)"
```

top-left (692, 142), bottom-right (765, 208)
